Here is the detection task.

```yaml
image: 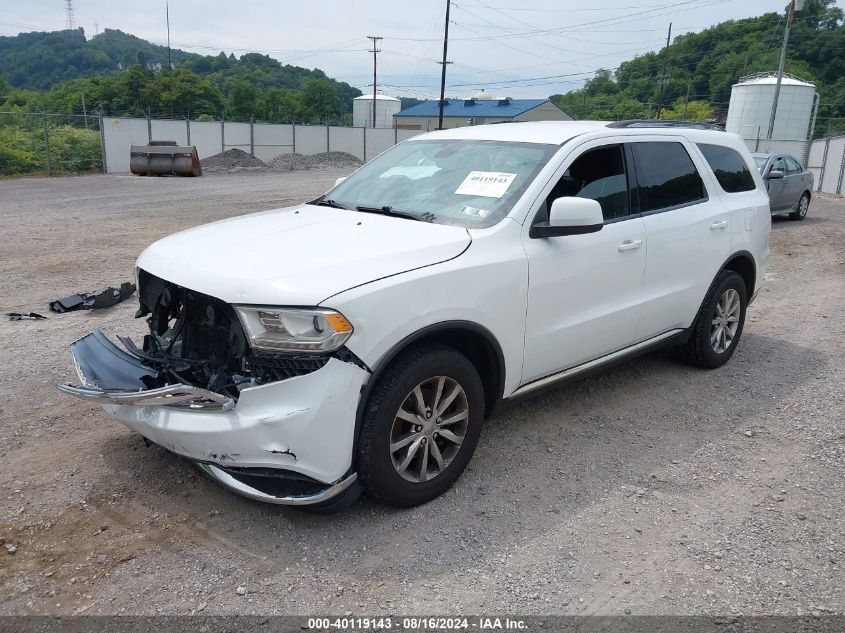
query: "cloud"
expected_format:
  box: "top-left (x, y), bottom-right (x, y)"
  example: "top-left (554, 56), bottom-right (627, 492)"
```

top-left (0, 0), bottom-right (813, 98)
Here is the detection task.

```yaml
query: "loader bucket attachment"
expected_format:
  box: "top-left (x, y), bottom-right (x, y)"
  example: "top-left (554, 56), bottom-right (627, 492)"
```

top-left (130, 141), bottom-right (202, 177)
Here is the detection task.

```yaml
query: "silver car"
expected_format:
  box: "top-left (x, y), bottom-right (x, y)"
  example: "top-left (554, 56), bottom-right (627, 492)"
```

top-left (752, 152), bottom-right (813, 220)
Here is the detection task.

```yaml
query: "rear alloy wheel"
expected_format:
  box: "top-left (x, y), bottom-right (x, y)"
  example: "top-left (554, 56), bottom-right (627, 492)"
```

top-left (790, 192), bottom-right (809, 221)
top-left (710, 288), bottom-right (741, 354)
top-left (357, 344), bottom-right (484, 507)
top-left (677, 270), bottom-right (747, 369)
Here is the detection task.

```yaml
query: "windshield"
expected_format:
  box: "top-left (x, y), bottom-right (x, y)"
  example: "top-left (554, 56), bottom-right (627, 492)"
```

top-left (320, 139), bottom-right (558, 228)
top-left (753, 156), bottom-right (768, 171)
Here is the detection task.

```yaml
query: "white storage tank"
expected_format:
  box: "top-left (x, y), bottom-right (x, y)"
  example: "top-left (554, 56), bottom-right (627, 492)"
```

top-left (353, 94), bottom-right (401, 128)
top-left (726, 72), bottom-right (818, 154)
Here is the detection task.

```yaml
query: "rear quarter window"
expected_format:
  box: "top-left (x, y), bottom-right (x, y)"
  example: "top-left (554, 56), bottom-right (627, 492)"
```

top-left (697, 143), bottom-right (756, 193)
top-left (629, 142), bottom-right (707, 212)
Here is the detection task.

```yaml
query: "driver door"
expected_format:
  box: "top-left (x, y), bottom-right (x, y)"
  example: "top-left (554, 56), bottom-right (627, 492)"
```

top-left (520, 140), bottom-right (647, 384)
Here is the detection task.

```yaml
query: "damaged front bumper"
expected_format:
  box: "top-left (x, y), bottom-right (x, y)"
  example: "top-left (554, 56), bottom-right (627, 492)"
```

top-left (58, 330), bottom-right (369, 506)
top-left (58, 330), bottom-right (234, 410)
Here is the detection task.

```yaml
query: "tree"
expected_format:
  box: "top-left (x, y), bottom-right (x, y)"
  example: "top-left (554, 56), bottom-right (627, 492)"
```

top-left (302, 78), bottom-right (340, 124)
top-left (159, 68), bottom-right (223, 117)
top-left (261, 87), bottom-right (306, 123)
top-left (662, 98), bottom-right (714, 122)
top-left (227, 79), bottom-right (258, 119)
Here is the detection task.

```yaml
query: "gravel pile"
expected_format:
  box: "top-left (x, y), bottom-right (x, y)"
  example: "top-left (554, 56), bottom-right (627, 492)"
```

top-left (200, 149), bottom-right (267, 173)
top-left (269, 151), bottom-right (362, 171)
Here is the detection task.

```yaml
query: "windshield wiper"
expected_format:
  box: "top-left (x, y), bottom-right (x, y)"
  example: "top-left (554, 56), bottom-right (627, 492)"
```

top-left (314, 198), bottom-right (348, 209)
top-left (356, 205), bottom-right (433, 222)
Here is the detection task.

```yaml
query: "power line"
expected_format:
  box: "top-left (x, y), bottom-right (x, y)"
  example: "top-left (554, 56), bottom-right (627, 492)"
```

top-left (384, 0), bottom-right (729, 42)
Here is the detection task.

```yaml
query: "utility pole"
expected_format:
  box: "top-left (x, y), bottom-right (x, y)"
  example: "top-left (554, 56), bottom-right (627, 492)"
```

top-left (166, 1), bottom-right (172, 73)
top-left (367, 36), bottom-right (383, 128)
top-left (655, 22), bottom-right (672, 119)
top-left (767, 0), bottom-right (804, 141)
top-left (166, 0), bottom-right (173, 119)
top-left (437, 0), bottom-right (452, 130)
top-left (81, 92), bottom-right (88, 129)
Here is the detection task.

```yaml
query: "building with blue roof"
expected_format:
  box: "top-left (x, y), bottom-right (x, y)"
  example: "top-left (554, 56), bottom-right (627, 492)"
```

top-left (393, 91), bottom-right (573, 130)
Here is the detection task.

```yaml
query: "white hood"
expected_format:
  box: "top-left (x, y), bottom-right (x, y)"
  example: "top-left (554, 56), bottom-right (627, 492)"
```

top-left (136, 204), bottom-right (471, 306)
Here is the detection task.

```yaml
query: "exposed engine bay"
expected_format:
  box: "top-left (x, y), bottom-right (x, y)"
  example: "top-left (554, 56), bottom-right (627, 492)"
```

top-left (132, 269), bottom-right (339, 400)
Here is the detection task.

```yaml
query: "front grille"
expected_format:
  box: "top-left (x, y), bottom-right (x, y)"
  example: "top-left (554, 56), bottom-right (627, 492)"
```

top-left (183, 296), bottom-right (231, 364)
top-left (251, 351), bottom-right (330, 382)
top-left (137, 269), bottom-right (363, 396)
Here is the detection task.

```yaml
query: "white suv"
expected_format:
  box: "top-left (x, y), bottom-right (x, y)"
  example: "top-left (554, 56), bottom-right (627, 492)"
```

top-left (59, 120), bottom-right (771, 510)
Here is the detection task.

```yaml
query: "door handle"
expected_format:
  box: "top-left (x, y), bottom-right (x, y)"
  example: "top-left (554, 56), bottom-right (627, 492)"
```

top-left (617, 239), bottom-right (643, 252)
top-left (710, 220), bottom-right (728, 230)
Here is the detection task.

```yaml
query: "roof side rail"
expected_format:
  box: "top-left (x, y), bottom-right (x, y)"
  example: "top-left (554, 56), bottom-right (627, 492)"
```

top-left (607, 119), bottom-right (725, 131)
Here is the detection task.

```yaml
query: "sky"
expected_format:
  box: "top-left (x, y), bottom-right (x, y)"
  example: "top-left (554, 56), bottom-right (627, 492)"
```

top-left (1, 0), bottom-right (841, 99)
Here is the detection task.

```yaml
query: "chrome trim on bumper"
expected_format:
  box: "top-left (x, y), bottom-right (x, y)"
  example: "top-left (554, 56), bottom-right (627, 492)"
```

top-left (57, 383), bottom-right (234, 411)
top-left (196, 463), bottom-right (358, 506)
top-left (57, 329), bottom-right (235, 411)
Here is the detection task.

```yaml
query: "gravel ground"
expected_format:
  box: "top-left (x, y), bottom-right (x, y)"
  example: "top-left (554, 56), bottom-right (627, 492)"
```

top-left (200, 149), bottom-right (362, 174)
top-left (0, 172), bottom-right (842, 617)
top-left (269, 152), bottom-right (362, 171)
top-left (200, 149), bottom-right (267, 173)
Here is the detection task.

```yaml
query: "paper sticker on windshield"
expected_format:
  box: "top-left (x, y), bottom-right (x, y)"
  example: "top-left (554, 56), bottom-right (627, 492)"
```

top-left (455, 171), bottom-right (517, 198)
top-left (461, 206), bottom-right (490, 218)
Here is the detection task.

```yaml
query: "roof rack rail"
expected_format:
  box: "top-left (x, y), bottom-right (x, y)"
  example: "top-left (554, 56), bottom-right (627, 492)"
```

top-left (606, 119), bottom-right (725, 131)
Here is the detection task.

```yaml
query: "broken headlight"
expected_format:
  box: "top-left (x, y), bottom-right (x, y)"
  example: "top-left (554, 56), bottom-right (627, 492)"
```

top-left (234, 307), bottom-right (353, 353)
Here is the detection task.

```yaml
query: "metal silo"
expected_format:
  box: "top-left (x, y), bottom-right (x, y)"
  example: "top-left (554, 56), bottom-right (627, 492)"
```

top-left (353, 94), bottom-right (401, 128)
top-left (726, 72), bottom-right (818, 159)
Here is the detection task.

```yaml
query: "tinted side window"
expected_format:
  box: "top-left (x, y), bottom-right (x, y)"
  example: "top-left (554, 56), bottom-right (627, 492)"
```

top-left (771, 156), bottom-right (786, 173)
top-left (785, 156), bottom-right (802, 173)
top-left (630, 142), bottom-right (706, 212)
top-left (697, 143), bottom-right (756, 193)
top-left (546, 144), bottom-right (630, 221)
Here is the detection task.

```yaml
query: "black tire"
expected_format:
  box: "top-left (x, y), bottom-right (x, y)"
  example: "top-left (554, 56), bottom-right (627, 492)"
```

top-left (789, 192), bottom-right (810, 221)
top-left (357, 344), bottom-right (485, 507)
top-left (676, 270), bottom-right (748, 369)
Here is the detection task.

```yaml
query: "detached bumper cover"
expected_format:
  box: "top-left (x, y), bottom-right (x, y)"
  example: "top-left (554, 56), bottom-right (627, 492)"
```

top-left (58, 330), bottom-right (369, 505)
top-left (58, 330), bottom-right (233, 410)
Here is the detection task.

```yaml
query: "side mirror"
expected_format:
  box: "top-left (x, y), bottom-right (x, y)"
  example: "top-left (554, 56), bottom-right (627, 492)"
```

top-left (766, 170), bottom-right (784, 180)
top-left (333, 176), bottom-right (347, 187)
top-left (530, 197), bottom-right (604, 239)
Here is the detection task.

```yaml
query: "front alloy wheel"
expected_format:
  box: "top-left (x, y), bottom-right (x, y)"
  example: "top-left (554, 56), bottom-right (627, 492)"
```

top-left (357, 344), bottom-right (485, 507)
top-left (390, 376), bottom-right (469, 483)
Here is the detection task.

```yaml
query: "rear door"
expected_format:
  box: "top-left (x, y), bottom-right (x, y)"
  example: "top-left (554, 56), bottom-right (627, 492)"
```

top-left (785, 156), bottom-right (807, 205)
top-left (766, 156), bottom-right (789, 210)
top-left (631, 137), bottom-right (732, 339)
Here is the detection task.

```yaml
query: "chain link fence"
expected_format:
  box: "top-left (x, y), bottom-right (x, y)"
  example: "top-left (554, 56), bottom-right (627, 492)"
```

top-left (0, 112), bottom-right (104, 177)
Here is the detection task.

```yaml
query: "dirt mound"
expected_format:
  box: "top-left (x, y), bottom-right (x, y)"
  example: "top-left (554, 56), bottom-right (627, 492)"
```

top-left (269, 151), bottom-right (362, 171)
top-left (200, 148), bottom-right (266, 173)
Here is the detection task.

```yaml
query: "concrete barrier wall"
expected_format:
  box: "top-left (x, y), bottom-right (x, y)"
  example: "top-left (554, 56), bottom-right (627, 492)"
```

top-left (189, 121), bottom-right (224, 159)
top-left (328, 127), bottom-right (365, 160)
top-left (102, 116), bottom-right (423, 173)
top-left (253, 124), bottom-right (294, 163)
top-left (102, 117), bottom-right (151, 173)
top-left (819, 136), bottom-right (845, 194)
top-left (150, 119), bottom-right (188, 146)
